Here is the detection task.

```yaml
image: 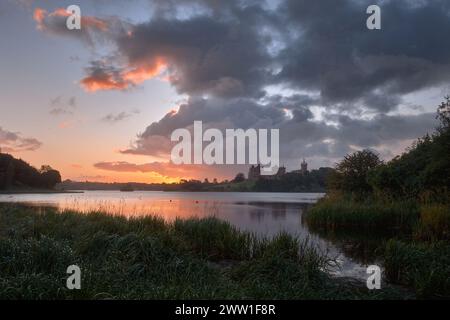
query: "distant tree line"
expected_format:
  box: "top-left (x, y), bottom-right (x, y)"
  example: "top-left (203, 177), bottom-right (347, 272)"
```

top-left (0, 153), bottom-right (61, 190)
top-left (57, 170), bottom-right (335, 192)
top-left (252, 168), bottom-right (334, 192)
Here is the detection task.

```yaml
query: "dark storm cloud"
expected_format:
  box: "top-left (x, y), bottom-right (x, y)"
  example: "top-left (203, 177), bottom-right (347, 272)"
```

top-left (279, 111), bottom-right (437, 165)
top-left (336, 112), bottom-right (437, 147)
top-left (112, 13), bottom-right (274, 98)
top-left (278, 0), bottom-right (450, 112)
top-left (121, 94), bottom-right (437, 166)
top-left (34, 0), bottom-right (450, 104)
top-left (121, 97), bottom-right (287, 156)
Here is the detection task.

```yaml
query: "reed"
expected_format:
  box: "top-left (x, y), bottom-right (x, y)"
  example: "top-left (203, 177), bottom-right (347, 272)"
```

top-left (1, 203), bottom-right (384, 299)
top-left (305, 195), bottom-right (419, 230)
top-left (383, 239), bottom-right (450, 299)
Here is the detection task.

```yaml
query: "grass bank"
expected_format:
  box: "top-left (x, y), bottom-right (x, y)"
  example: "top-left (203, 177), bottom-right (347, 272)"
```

top-left (304, 194), bottom-right (450, 299)
top-left (0, 204), bottom-right (407, 300)
top-left (305, 195), bottom-right (420, 231)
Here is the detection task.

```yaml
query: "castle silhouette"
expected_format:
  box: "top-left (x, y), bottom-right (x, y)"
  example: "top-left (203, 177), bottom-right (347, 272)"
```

top-left (248, 159), bottom-right (308, 181)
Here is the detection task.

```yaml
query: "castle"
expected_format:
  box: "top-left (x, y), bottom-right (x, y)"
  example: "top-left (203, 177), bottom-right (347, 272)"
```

top-left (248, 159), bottom-right (307, 181)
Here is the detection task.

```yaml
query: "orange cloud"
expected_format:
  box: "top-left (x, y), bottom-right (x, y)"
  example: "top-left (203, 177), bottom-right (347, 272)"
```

top-left (122, 58), bottom-right (167, 84)
top-left (81, 58), bottom-right (167, 92)
top-left (80, 73), bottom-right (129, 92)
top-left (33, 7), bottom-right (108, 32)
top-left (33, 8), bottom-right (46, 28)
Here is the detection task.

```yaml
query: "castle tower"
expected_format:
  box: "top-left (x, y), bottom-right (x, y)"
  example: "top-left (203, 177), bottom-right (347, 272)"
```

top-left (301, 158), bottom-right (308, 174)
top-left (248, 164), bottom-right (261, 181)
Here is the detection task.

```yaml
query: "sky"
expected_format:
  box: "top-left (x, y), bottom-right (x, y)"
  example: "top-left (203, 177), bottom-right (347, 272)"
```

top-left (0, 0), bottom-right (449, 183)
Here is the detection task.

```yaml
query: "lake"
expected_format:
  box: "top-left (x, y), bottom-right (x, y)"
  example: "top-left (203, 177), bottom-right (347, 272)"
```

top-left (0, 191), bottom-right (372, 280)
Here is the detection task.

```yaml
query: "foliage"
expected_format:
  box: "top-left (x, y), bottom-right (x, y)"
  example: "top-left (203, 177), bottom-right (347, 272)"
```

top-left (253, 167), bottom-right (333, 192)
top-left (368, 131), bottom-right (450, 199)
top-left (0, 153), bottom-right (61, 190)
top-left (367, 98), bottom-right (450, 199)
top-left (327, 150), bottom-right (382, 197)
top-left (232, 173), bottom-right (246, 183)
top-left (414, 204), bottom-right (450, 241)
top-left (304, 99), bottom-right (450, 299)
top-left (384, 240), bottom-right (450, 298)
top-left (323, 98), bottom-right (450, 200)
top-left (306, 195), bottom-right (419, 230)
top-left (39, 166), bottom-right (62, 189)
top-left (437, 95), bottom-right (450, 131)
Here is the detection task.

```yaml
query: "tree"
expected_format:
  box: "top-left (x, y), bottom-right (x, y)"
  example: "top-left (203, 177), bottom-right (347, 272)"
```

top-left (0, 156), bottom-right (14, 189)
top-left (437, 96), bottom-right (450, 131)
top-left (40, 168), bottom-right (62, 189)
top-left (4, 159), bottom-right (14, 189)
top-left (328, 149), bottom-right (382, 196)
top-left (0, 155), bottom-right (62, 190)
top-left (39, 165), bottom-right (54, 173)
top-left (368, 98), bottom-right (450, 199)
top-left (233, 173), bottom-right (245, 183)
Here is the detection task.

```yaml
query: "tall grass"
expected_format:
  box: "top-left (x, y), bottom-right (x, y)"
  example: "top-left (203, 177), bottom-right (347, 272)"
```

top-left (0, 204), bottom-right (411, 299)
top-left (414, 204), bottom-right (450, 241)
top-left (173, 217), bottom-right (258, 260)
top-left (305, 195), bottom-right (419, 230)
top-left (304, 193), bottom-right (450, 298)
top-left (3, 204), bottom-right (399, 299)
top-left (383, 240), bottom-right (450, 299)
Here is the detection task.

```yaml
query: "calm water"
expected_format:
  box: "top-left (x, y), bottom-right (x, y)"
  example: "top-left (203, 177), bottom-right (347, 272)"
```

top-left (0, 191), bottom-right (371, 279)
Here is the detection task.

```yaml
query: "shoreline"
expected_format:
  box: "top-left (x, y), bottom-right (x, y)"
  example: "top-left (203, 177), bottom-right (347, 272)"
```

top-left (0, 190), bottom-right (84, 195)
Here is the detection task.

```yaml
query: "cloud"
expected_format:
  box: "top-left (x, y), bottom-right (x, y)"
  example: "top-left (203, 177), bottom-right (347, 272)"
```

top-left (94, 161), bottom-right (246, 180)
top-left (277, 0), bottom-right (450, 112)
top-left (80, 59), bottom-right (166, 92)
top-left (32, 7), bottom-right (111, 45)
top-left (49, 96), bottom-right (77, 116)
top-left (120, 96), bottom-right (287, 157)
top-left (112, 13), bottom-right (274, 97)
top-left (119, 95), bottom-right (437, 176)
top-left (33, 1), bottom-right (450, 104)
top-left (0, 127), bottom-right (42, 152)
top-left (101, 110), bottom-right (140, 123)
top-left (33, 1), bottom-right (274, 94)
top-left (29, 0), bottom-right (448, 176)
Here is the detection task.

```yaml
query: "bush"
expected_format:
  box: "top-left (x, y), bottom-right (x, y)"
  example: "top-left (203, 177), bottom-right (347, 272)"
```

top-left (414, 204), bottom-right (450, 241)
top-left (328, 150), bottom-right (382, 198)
